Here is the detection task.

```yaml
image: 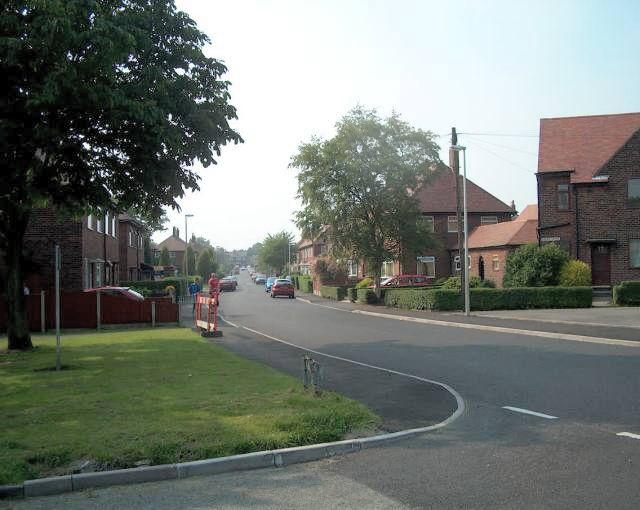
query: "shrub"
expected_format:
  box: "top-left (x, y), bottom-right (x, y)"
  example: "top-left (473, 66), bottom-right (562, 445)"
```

top-left (313, 258), bottom-right (347, 284)
top-left (613, 280), bottom-right (640, 305)
top-left (355, 277), bottom-right (373, 289)
top-left (559, 260), bottom-right (591, 287)
top-left (320, 286), bottom-right (348, 301)
top-left (120, 278), bottom-right (184, 297)
top-left (347, 287), bottom-right (358, 302)
top-left (356, 288), bottom-right (378, 304)
top-left (297, 276), bottom-right (313, 293)
top-left (440, 276), bottom-right (495, 290)
top-left (503, 243), bottom-right (570, 288)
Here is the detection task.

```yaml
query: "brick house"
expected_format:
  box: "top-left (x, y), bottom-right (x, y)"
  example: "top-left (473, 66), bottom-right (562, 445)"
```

top-left (118, 213), bottom-right (147, 281)
top-left (22, 207), bottom-right (120, 292)
top-left (153, 227), bottom-right (186, 271)
top-left (396, 171), bottom-right (516, 281)
top-left (467, 205), bottom-right (538, 287)
top-left (296, 226), bottom-right (330, 276)
top-left (536, 112), bottom-right (640, 286)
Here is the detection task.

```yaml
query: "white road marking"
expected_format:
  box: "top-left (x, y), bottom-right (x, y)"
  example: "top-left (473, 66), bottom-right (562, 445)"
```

top-left (502, 406), bottom-right (558, 419)
top-left (218, 314), bottom-right (239, 328)
top-left (216, 320), bottom-right (465, 432)
top-left (617, 432), bottom-right (640, 440)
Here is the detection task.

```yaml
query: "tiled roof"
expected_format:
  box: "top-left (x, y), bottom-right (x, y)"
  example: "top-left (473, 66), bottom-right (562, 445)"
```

top-left (415, 170), bottom-right (514, 213)
top-left (537, 112), bottom-right (640, 183)
top-left (468, 205), bottom-right (538, 249)
top-left (156, 235), bottom-right (186, 252)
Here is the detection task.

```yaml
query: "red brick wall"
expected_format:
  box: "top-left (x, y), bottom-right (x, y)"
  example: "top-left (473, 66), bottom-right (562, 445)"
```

top-left (469, 247), bottom-right (513, 287)
top-left (537, 173), bottom-right (574, 256)
top-left (119, 221), bottom-right (144, 281)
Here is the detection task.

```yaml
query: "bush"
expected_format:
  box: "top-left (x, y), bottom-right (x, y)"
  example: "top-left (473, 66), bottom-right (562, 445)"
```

top-left (503, 243), bottom-right (569, 288)
top-left (356, 288), bottom-right (378, 304)
top-left (320, 286), bottom-right (349, 301)
top-left (120, 278), bottom-right (184, 297)
top-left (383, 286), bottom-right (592, 311)
top-left (297, 276), bottom-right (313, 293)
top-left (440, 276), bottom-right (495, 290)
top-left (355, 277), bottom-right (373, 289)
top-left (313, 258), bottom-right (347, 284)
top-left (559, 260), bottom-right (591, 287)
top-left (613, 280), bottom-right (640, 305)
top-left (347, 288), bottom-right (358, 302)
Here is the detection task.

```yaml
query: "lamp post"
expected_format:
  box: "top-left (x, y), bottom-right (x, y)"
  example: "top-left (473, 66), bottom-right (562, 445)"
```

top-left (184, 214), bottom-right (194, 285)
top-left (450, 145), bottom-right (470, 316)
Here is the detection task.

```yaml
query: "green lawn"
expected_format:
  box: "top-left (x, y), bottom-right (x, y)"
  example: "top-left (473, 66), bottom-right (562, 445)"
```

top-left (0, 328), bottom-right (379, 484)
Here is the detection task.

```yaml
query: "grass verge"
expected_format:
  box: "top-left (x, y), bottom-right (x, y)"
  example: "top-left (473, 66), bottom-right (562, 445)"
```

top-left (0, 328), bottom-right (379, 484)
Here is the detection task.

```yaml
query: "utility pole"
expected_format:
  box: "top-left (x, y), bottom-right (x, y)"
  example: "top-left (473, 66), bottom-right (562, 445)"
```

top-left (449, 127), bottom-right (465, 301)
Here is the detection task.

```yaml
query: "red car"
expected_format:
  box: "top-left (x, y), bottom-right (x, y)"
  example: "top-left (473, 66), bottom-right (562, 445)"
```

top-left (379, 275), bottom-right (433, 287)
top-left (270, 279), bottom-right (295, 298)
top-left (83, 286), bottom-right (144, 301)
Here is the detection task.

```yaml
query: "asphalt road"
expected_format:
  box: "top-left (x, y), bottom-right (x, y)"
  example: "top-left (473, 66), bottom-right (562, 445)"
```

top-left (9, 273), bottom-right (639, 509)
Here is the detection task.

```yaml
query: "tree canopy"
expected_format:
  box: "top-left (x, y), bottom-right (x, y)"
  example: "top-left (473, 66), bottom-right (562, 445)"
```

top-left (292, 107), bottom-right (442, 285)
top-left (1, 0), bottom-right (242, 349)
top-left (258, 232), bottom-right (294, 275)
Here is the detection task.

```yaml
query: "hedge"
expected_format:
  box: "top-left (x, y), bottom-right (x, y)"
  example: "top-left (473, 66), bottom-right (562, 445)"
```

top-left (320, 285), bottom-right (349, 301)
top-left (298, 276), bottom-right (313, 293)
top-left (613, 280), bottom-right (640, 306)
top-left (121, 278), bottom-right (187, 297)
top-left (383, 286), bottom-right (592, 311)
top-left (356, 288), bottom-right (379, 304)
top-left (347, 287), bottom-right (358, 302)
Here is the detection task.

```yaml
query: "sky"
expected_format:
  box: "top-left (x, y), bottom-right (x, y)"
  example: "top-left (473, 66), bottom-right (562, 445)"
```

top-left (153, 0), bottom-right (640, 250)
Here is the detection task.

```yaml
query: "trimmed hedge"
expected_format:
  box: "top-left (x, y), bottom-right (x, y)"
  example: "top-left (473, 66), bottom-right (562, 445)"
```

top-left (383, 286), bottom-right (592, 311)
top-left (121, 278), bottom-right (186, 297)
top-left (356, 288), bottom-right (378, 304)
top-left (298, 276), bottom-right (313, 293)
top-left (320, 285), bottom-right (349, 301)
top-left (347, 287), bottom-right (358, 302)
top-left (613, 280), bottom-right (640, 306)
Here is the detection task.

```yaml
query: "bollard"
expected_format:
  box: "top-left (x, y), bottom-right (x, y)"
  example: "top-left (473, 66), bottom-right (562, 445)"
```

top-left (151, 301), bottom-right (156, 328)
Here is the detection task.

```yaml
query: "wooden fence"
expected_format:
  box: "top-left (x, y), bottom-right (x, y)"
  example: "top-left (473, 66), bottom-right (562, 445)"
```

top-left (0, 292), bottom-right (178, 332)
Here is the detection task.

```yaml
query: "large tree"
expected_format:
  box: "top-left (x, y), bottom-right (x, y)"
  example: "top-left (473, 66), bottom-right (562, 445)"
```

top-left (1, 1), bottom-right (242, 349)
top-left (292, 107), bottom-right (442, 292)
top-left (258, 232), bottom-right (294, 275)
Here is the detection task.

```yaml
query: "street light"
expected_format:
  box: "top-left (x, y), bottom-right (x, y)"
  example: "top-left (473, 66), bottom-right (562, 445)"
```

top-left (450, 144), bottom-right (470, 316)
top-left (184, 214), bottom-right (194, 282)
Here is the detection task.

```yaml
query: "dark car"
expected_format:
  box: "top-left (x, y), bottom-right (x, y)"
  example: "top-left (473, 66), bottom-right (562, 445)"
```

top-left (219, 277), bottom-right (237, 291)
top-left (270, 279), bottom-right (295, 299)
top-left (265, 277), bottom-right (277, 292)
top-left (83, 286), bottom-right (144, 301)
top-left (255, 274), bottom-right (266, 285)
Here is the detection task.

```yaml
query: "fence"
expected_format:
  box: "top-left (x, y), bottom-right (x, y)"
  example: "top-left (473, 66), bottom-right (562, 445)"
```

top-left (0, 291), bottom-right (179, 332)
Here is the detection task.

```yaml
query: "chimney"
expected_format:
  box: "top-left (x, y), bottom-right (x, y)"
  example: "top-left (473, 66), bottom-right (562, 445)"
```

top-left (510, 200), bottom-right (516, 210)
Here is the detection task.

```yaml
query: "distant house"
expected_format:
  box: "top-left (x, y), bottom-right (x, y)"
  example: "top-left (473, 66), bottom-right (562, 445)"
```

top-left (118, 213), bottom-right (149, 281)
top-left (536, 112), bottom-right (640, 286)
top-left (396, 171), bottom-right (516, 281)
top-left (467, 205), bottom-right (538, 287)
top-left (297, 226), bottom-right (330, 276)
top-left (153, 227), bottom-right (186, 271)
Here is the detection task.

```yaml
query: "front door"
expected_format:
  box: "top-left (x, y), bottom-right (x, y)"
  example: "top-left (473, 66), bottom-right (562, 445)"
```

top-left (591, 244), bottom-right (611, 286)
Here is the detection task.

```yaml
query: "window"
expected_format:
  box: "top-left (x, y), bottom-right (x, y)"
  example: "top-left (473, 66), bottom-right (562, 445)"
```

top-left (87, 214), bottom-right (93, 230)
top-left (628, 179), bottom-right (640, 207)
top-left (381, 261), bottom-right (394, 277)
top-left (558, 183), bottom-right (570, 210)
top-left (448, 216), bottom-right (458, 233)
top-left (96, 211), bottom-right (103, 233)
top-left (454, 255), bottom-right (471, 271)
top-left (111, 216), bottom-right (116, 237)
top-left (492, 255), bottom-right (500, 271)
top-left (416, 256), bottom-right (435, 278)
top-left (421, 215), bottom-right (435, 233)
top-left (481, 216), bottom-right (498, 225)
top-left (129, 230), bottom-right (133, 247)
top-left (169, 251), bottom-right (176, 260)
top-left (631, 240), bottom-right (640, 268)
top-left (347, 260), bottom-right (358, 277)
top-left (105, 213), bottom-right (110, 235)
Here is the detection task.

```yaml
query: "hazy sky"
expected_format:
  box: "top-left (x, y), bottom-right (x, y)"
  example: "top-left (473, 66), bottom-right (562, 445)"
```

top-left (154, 0), bottom-right (640, 249)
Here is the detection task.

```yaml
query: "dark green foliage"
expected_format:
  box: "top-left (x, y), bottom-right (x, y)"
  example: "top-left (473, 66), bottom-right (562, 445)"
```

top-left (258, 232), bottom-right (294, 275)
top-left (503, 244), bottom-right (570, 287)
top-left (383, 287), bottom-right (592, 311)
top-left (319, 286), bottom-right (349, 301)
top-left (159, 247), bottom-right (171, 266)
top-left (195, 249), bottom-right (217, 279)
top-left (559, 260), bottom-right (592, 286)
top-left (355, 277), bottom-right (373, 289)
top-left (121, 278), bottom-right (185, 297)
top-left (297, 276), bottom-right (313, 293)
top-left (356, 289), bottom-right (378, 304)
top-left (347, 288), bottom-right (358, 302)
top-left (440, 276), bottom-right (495, 290)
top-left (613, 280), bottom-right (640, 305)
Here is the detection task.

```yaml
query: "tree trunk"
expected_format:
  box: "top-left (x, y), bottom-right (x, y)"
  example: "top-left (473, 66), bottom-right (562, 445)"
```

top-left (5, 206), bottom-right (33, 350)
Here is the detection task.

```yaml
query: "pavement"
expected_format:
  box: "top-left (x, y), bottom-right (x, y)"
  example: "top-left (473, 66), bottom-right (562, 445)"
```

top-left (6, 277), bottom-right (639, 509)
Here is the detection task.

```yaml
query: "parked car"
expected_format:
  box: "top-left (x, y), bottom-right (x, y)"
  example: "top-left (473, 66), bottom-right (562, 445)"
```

top-left (379, 275), bottom-right (433, 287)
top-left (83, 286), bottom-right (144, 301)
top-left (254, 274), bottom-right (267, 285)
top-left (219, 277), bottom-right (237, 291)
top-left (265, 276), bottom-right (277, 292)
top-left (271, 279), bottom-right (295, 299)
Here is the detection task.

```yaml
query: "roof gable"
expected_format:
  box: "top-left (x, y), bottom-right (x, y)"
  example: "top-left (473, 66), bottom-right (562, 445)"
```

top-left (468, 219), bottom-right (537, 249)
top-left (537, 112), bottom-right (640, 183)
top-left (156, 235), bottom-right (186, 252)
top-left (416, 171), bottom-right (514, 213)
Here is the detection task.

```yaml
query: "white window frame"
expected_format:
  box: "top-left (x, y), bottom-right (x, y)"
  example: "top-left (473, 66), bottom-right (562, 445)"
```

top-left (129, 230), bottom-right (133, 247)
top-left (481, 216), bottom-right (498, 225)
top-left (87, 214), bottom-right (93, 230)
top-left (492, 255), bottom-right (500, 271)
top-left (416, 256), bottom-right (435, 278)
top-left (448, 216), bottom-right (458, 233)
top-left (112, 216), bottom-right (116, 237)
top-left (630, 239), bottom-right (640, 268)
top-left (455, 255), bottom-right (471, 271)
top-left (96, 211), bottom-right (103, 233)
top-left (381, 261), bottom-right (394, 278)
top-left (347, 259), bottom-right (358, 277)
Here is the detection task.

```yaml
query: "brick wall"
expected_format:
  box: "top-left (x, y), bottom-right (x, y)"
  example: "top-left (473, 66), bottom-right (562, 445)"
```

top-left (118, 221), bottom-right (144, 281)
top-left (469, 247), bottom-right (513, 287)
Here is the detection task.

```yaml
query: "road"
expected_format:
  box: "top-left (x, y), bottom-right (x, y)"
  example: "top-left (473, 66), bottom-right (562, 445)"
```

top-left (9, 272), bottom-right (639, 509)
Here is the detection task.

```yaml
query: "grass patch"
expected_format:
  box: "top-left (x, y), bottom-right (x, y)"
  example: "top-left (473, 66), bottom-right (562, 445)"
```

top-left (0, 328), bottom-right (379, 484)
